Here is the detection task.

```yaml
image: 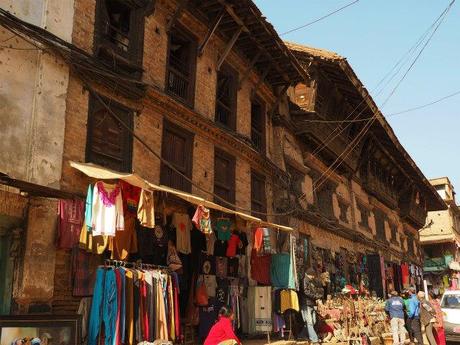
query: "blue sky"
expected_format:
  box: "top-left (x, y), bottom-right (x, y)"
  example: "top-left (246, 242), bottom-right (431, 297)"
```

top-left (254, 0), bottom-right (460, 192)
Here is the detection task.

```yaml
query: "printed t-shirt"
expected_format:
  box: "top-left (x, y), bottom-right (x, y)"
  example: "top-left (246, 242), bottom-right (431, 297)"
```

top-left (215, 257), bottom-right (228, 278)
top-left (200, 253), bottom-right (216, 275)
top-left (227, 257), bottom-right (239, 278)
top-left (215, 278), bottom-right (229, 306)
top-left (236, 231), bottom-right (248, 255)
top-left (172, 212), bottom-right (192, 254)
top-left (120, 181), bottom-right (141, 218)
top-left (226, 233), bottom-right (241, 257)
top-left (214, 240), bottom-right (228, 257)
top-left (216, 219), bottom-right (232, 241)
top-left (57, 199), bottom-right (84, 249)
top-left (137, 189), bottom-right (155, 228)
top-left (192, 205), bottom-right (213, 234)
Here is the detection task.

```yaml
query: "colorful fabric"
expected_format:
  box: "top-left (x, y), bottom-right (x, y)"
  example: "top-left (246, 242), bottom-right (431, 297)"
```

top-left (250, 250), bottom-right (271, 285)
top-left (120, 181), bottom-right (141, 218)
top-left (192, 205), bottom-right (213, 234)
top-left (71, 246), bottom-right (94, 296)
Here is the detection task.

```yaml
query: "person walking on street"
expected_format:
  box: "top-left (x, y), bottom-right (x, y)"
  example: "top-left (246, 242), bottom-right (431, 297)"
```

top-left (429, 291), bottom-right (446, 345)
top-left (385, 291), bottom-right (406, 345)
top-left (402, 290), bottom-right (414, 342)
top-left (298, 268), bottom-right (323, 343)
top-left (407, 288), bottom-right (424, 345)
top-left (418, 291), bottom-right (437, 345)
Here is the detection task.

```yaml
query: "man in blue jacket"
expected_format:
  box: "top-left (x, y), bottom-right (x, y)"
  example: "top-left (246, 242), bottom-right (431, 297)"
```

top-left (385, 291), bottom-right (406, 345)
top-left (407, 287), bottom-right (424, 345)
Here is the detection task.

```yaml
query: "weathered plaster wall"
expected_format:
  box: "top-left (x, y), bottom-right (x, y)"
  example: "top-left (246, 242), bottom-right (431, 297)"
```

top-left (0, 0), bottom-right (74, 187)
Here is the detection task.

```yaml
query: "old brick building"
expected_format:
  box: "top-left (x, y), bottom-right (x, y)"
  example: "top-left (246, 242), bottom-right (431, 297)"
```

top-left (0, 0), bottom-right (445, 336)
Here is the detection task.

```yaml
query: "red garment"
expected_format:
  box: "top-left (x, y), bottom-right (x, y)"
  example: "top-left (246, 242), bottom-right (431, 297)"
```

top-left (226, 234), bottom-right (241, 257)
top-left (139, 273), bottom-right (149, 341)
top-left (250, 249), bottom-right (271, 285)
top-left (401, 264), bottom-right (410, 286)
top-left (57, 199), bottom-right (84, 249)
top-left (434, 326), bottom-right (446, 345)
top-left (203, 316), bottom-right (241, 345)
top-left (115, 269), bottom-right (122, 345)
top-left (119, 181), bottom-right (141, 218)
top-left (253, 228), bottom-right (264, 251)
top-left (173, 275), bottom-right (181, 341)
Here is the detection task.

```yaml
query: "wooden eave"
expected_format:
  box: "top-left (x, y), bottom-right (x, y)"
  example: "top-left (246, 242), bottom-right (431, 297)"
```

top-left (190, 0), bottom-right (307, 88)
top-left (288, 45), bottom-right (446, 212)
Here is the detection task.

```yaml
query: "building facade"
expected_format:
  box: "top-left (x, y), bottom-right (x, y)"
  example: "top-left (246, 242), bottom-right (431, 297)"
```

top-left (420, 177), bottom-right (460, 292)
top-left (0, 0), bottom-right (444, 332)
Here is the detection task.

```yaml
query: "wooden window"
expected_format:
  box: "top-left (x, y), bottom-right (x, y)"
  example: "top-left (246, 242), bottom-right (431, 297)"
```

top-left (251, 170), bottom-right (267, 220)
top-left (251, 98), bottom-right (266, 153)
top-left (94, 0), bottom-right (147, 74)
top-left (315, 184), bottom-right (335, 219)
top-left (390, 223), bottom-right (398, 244)
top-left (86, 94), bottom-right (133, 172)
top-left (374, 209), bottom-right (386, 242)
top-left (338, 200), bottom-right (349, 223)
top-left (166, 26), bottom-right (197, 105)
top-left (286, 165), bottom-right (304, 198)
top-left (358, 203), bottom-right (370, 229)
top-left (215, 64), bottom-right (237, 130)
top-left (160, 120), bottom-right (194, 192)
top-left (407, 234), bottom-right (415, 255)
top-left (214, 149), bottom-right (236, 207)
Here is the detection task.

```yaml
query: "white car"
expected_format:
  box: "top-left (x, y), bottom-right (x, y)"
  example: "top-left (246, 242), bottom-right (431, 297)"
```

top-left (441, 290), bottom-right (460, 342)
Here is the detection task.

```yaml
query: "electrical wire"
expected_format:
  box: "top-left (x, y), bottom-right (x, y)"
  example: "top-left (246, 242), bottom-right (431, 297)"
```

top-left (310, 0), bottom-right (455, 194)
top-left (280, 0), bottom-right (359, 36)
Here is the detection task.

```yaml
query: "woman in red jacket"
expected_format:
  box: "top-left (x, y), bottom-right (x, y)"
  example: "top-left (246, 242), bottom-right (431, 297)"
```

top-left (204, 306), bottom-right (241, 345)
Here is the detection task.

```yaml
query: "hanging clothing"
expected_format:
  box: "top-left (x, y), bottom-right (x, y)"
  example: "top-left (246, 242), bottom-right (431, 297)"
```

top-left (120, 181), bottom-right (141, 218)
top-left (226, 234), bottom-right (241, 257)
top-left (215, 219), bottom-right (232, 241)
top-left (280, 289), bottom-right (299, 313)
top-left (172, 213), bottom-right (192, 254)
top-left (71, 246), bottom-right (96, 297)
top-left (137, 189), bottom-right (155, 228)
top-left (57, 199), bottom-right (84, 249)
top-left (109, 216), bottom-right (138, 260)
top-left (92, 181), bottom-right (124, 236)
top-left (250, 250), bottom-right (271, 285)
top-left (236, 231), bottom-right (248, 255)
top-left (85, 184), bottom-right (93, 230)
top-left (271, 253), bottom-right (295, 289)
top-left (192, 205), bottom-right (213, 234)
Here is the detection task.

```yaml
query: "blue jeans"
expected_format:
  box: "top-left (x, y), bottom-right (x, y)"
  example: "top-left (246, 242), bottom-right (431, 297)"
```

top-left (119, 268), bottom-right (126, 344)
top-left (88, 268), bottom-right (118, 345)
top-left (300, 305), bottom-right (319, 342)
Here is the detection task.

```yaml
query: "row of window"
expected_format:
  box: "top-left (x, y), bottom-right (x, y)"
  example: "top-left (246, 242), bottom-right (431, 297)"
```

top-left (95, 0), bottom-right (266, 153)
top-left (86, 95), bottom-right (267, 216)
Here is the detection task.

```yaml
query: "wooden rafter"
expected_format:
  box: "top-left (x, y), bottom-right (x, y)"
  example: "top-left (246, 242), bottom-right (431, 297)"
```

top-left (166, 0), bottom-right (188, 32)
top-left (216, 25), bottom-right (243, 70)
top-left (238, 50), bottom-right (261, 89)
top-left (198, 8), bottom-right (225, 56)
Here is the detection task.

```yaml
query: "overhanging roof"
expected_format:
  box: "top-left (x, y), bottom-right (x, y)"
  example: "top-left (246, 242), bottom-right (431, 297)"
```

top-left (70, 161), bottom-right (293, 231)
top-left (285, 41), bottom-right (446, 212)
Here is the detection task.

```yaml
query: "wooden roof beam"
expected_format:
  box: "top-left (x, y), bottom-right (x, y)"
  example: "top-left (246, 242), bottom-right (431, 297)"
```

top-left (216, 0), bottom-right (249, 33)
top-left (217, 25), bottom-right (244, 70)
top-left (166, 0), bottom-right (189, 32)
top-left (198, 8), bottom-right (225, 56)
top-left (238, 49), bottom-right (261, 89)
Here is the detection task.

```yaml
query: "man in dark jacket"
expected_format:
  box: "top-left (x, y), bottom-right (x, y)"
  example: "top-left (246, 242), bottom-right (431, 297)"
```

top-left (418, 291), bottom-right (436, 345)
top-left (298, 268), bottom-right (323, 343)
top-left (385, 291), bottom-right (406, 345)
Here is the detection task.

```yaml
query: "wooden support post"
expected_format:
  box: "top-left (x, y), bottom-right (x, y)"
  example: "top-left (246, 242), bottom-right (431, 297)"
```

top-left (198, 8), bottom-right (225, 56)
top-left (251, 65), bottom-right (271, 97)
top-left (269, 83), bottom-right (290, 116)
top-left (216, 25), bottom-right (243, 70)
top-left (166, 0), bottom-right (188, 33)
top-left (238, 50), bottom-right (261, 89)
top-left (217, 0), bottom-right (249, 33)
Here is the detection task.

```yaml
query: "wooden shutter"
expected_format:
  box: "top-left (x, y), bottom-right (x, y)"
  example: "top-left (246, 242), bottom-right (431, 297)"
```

top-left (86, 95), bottom-right (133, 172)
top-left (214, 149), bottom-right (236, 207)
top-left (160, 120), bottom-right (193, 192)
top-left (251, 170), bottom-right (267, 220)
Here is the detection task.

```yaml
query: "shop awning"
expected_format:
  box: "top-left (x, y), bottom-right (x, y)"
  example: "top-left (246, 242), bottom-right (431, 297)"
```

top-left (70, 161), bottom-right (293, 232)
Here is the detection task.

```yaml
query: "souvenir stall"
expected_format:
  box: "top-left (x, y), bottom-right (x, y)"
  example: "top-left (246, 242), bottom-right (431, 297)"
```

top-left (64, 161), bottom-right (299, 345)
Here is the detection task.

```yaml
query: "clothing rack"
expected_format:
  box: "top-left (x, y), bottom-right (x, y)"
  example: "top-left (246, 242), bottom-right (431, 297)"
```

top-left (103, 259), bottom-right (171, 272)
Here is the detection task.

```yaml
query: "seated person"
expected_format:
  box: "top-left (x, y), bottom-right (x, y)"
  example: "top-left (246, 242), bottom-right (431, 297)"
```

top-left (204, 306), bottom-right (241, 345)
